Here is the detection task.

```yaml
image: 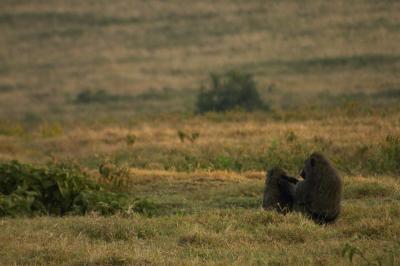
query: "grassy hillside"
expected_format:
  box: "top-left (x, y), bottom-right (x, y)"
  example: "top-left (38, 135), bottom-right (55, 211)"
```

top-left (0, 0), bottom-right (399, 119)
top-left (0, 0), bottom-right (400, 265)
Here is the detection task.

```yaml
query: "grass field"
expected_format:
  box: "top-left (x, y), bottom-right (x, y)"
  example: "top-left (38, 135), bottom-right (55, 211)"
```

top-left (0, 0), bottom-right (400, 265)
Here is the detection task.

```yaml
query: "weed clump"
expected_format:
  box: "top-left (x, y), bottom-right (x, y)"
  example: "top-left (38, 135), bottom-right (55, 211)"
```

top-left (0, 161), bottom-right (130, 217)
top-left (75, 89), bottom-right (121, 104)
top-left (196, 71), bottom-right (268, 113)
top-left (98, 160), bottom-right (131, 190)
top-left (364, 135), bottom-right (400, 174)
top-left (38, 121), bottom-right (64, 138)
top-left (177, 130), bottom-right (200, 143)
top-left (125, 133), bottom-right (136, 146)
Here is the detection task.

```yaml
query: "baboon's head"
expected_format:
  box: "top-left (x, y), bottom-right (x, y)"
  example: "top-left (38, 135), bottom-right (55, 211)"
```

top-left (300, 152), bottom-right (329, 179)
top-left (266, 167), bottom-right (286, 184)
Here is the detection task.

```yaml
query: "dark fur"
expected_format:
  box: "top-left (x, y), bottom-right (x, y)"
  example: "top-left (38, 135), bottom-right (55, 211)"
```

top-left (293, 152), bottom-right (343, 224)
top-left (263, 167), bottom-right (298, 213)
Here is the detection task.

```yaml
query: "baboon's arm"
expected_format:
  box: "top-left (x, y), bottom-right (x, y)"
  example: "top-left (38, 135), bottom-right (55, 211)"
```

top-left (294, 181), bottom-right (309, 204)
top-left (282, 175), bottom-right (299, 184)
top-left (278, 178), bottom-right (296, 201)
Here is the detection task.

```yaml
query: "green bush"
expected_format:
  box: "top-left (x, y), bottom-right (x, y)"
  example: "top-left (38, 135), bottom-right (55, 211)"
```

top-left (75, 89), bottom-right (121, 104)
top-left (0, 161), bottom-right (130, 217)
top-left (196, 71), bottom-right (268, 113)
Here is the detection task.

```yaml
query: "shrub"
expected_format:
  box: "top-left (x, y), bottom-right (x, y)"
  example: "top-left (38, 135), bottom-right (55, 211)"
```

top-left (75, 89), bottom-right (120, 104)
top-left (196, 71), bottom-right (268, 113)
top-left (98, 160), bottom-right (130, 190)
top-left (0, 161), bottom-right (130, 217)
top-left (125, 133), bottom-right (136, 146)
top-left (177, 130), bottom-right (200, 143)
top-left (22, 112), bottom-right (42, 128)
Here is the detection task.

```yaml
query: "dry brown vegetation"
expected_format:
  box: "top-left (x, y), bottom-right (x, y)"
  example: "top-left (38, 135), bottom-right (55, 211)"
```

top-left (1, 0), bottom-right (400, 119)
top-left (0, 0), bottom-right (400, 265)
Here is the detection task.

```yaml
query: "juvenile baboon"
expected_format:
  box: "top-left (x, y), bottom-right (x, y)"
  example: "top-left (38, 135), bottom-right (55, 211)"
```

top-left (263, 167), bottom-right (299, 213)
top-left (284, 152), bottom-right (342, 224)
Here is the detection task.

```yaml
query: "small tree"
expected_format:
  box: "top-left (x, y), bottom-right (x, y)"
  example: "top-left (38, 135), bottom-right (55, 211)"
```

top-left (196, 71), bottom-right (268, 113)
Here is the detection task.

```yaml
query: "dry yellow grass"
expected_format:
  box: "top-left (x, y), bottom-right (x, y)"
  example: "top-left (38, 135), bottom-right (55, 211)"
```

top-left (0, 0), bottom-right (400, 118)
top-left (1, 113), bottom-right (399, 168)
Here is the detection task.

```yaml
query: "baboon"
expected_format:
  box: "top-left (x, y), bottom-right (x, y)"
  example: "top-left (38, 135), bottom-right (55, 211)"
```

top-left (280, 152), bottom-right (342, 224)
top-left (263, 167), bottom-right (299, 213)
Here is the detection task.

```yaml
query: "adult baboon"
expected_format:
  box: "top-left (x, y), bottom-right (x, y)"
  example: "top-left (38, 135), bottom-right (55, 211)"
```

top-left (263, 167), bottom-right (299, 213)
top-left (280, 152), bottom-right (342, 224)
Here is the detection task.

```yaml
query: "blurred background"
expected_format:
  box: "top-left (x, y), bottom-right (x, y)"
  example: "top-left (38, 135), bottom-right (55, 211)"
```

top-left (0, 0), bottom-right (399, 172)
top-left (1, 1), bottom-right (399, 119)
